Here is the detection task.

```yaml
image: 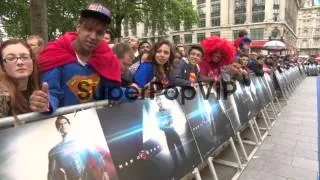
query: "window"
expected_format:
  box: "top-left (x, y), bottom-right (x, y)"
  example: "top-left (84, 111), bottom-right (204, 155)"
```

top-left (233, 30), bottom-right (240, 40)
top-left (198, 13), bottom-right (206, 28)
top-left (211, 31), bottom-right (220, 37)
top-left (273, 0), bottom-right (279, 21)
top-left (184, 34), bottom-right (193, 44)
top-left (211, 0), bottom-right (220, 27)
top-left (234, 0), bottom-right (246, 24)
top-left (302, 40), bottom-right (308, 48)
top-left (197, 33), bottom-right (206, 43)
top-left (197, 0), bottom-right (205, 4)
top-left (172, 35), bottom-right (180, 44)
top-left (303, 29), bottom-right (308, 36)
top-left (315, 28), bottom-right (320, 36)
top-left (314, 38), bottom-right (320, 46)
top-left (173, 24), bottom-right (180, 31)
top-left (252, 0), bottom-right (265, 23)
top-left (250, 28), bottom-right (264, 40)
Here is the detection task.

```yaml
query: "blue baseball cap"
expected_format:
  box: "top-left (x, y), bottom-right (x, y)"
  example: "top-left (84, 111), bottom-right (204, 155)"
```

top-left (80, 3), bottom-right (112, 24)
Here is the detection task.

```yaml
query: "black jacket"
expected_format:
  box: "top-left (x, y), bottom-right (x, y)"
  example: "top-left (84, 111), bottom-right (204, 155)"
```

top-left (169, 59), bottom-right (200, 87)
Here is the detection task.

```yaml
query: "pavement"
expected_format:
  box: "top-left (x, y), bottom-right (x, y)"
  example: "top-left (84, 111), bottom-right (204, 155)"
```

top-left (238, 77), bottom-right (318, 180)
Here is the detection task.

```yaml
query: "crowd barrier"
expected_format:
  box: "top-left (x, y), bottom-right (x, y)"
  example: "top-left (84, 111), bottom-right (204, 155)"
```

top-left (305, 64), bottom-right (320, 76)
top-left (0, 67), bottom-right (306, 180)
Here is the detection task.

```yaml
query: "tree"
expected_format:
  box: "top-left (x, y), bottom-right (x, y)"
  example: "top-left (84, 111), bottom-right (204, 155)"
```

top-left (106, 0), bottom-right (199, 39)
top-left (0, 0), bottom-right (199, 40)
top-left (30, 0), bottom-right (48, 42)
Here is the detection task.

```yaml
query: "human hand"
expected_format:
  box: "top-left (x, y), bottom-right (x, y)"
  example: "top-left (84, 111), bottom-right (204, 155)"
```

top-left (29, 82), bottom-right (50, 112)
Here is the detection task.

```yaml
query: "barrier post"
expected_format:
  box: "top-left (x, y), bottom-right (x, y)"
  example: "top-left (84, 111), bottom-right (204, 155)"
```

top-left (236, 132), bottom-right (249, 161)
top-left (249, 120), bottom-right (260, 145)
top-left (263, 108), bottom-right (273, 127)
top-left (229, 137), bottom-right (243, 169)
top-left (260, 110), bottom-right (270, 131)
top-left (192, 167), bottom-right (202, 180)
top-left (252, 117), bottom-right (263, 141)
top-left (208, 157), bottom-right (219, 180)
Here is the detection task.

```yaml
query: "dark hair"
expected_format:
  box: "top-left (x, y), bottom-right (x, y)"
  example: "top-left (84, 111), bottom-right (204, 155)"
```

top-left (78, 16), bottom-right (108, 29)
top-left (0, 39), bottom-right (39, 119)
top-left (238, 30), bottom-right (248, 37)
top-left (112, 43), bottom-right (133, 59)
top-left (257, 55), bottom-right (265, 60)
top-left (188, 45), bottom-right (204, 57)
top-left (148, 40), bottom-right (174, 80)
top-left (240, 53), bottom-right (249, 58)
top-left (105, 29), bottom-right (113, 41)
top-left (55, 115), bottom-right (70, 129)
top-left (138, 41), bottom-right (151, 51)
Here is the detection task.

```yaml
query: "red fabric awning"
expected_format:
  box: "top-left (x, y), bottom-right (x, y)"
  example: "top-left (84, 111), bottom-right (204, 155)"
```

top-left (250, 40), bottom-right (267, 47)
top-left (230, 40), bottom-right (267, 47)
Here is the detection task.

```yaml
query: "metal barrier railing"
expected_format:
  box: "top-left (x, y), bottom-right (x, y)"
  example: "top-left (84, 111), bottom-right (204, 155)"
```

top-left (0, 99), bottom-right (109, 127)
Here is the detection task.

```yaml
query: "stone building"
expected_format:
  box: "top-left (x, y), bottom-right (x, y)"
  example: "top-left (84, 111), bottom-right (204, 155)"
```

top-left (123, 0), bottom-right (301, 53)
top-left (296, 0), bottom-right (320, 56)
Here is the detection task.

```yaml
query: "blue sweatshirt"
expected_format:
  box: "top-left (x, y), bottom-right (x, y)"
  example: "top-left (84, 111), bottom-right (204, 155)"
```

top-left (134, 62), bottom-right (154, 88)
top-left (41, 61), bottom-right (118, 113)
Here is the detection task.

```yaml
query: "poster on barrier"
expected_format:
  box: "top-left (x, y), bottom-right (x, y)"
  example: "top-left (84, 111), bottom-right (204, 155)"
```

top-left (257, 76), bottom-right (272, 105)
top-left (274, 70), bottom-right (288, 97)
top-left (0, 108), bottom-right (119, 180)
top-left (231, 81), bottom-right (254, 130)
top-left (251, 74), bottom-right (268, 108)
top-left (97, 96), bottom-right (201, 180)
top-left (177, 86), bottom-right (234, 159)
top-left (219, 92), bottom-right (241, 132)
top-left (261, 74), bottom-right (275, 101)
top-left (264, 73), bottom-right (277, 99)
top-left (248, 74), bottom-right (263, 114)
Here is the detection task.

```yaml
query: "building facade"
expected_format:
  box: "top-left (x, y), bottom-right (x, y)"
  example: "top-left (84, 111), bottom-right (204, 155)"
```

top-left (296, 0), bottom-right (320, 56)
top-left (122, 0), bottom-right (301, 53)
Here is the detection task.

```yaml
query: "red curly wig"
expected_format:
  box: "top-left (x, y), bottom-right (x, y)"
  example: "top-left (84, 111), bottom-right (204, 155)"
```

top-left (200, 36), bottom-right (236, 67)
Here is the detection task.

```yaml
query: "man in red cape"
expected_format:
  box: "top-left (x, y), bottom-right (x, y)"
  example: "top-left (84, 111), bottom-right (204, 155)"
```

top-left (29, 3), bottom-right (121, 113)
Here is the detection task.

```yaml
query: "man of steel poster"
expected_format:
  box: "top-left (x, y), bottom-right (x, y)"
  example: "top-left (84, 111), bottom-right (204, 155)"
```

top-left (248, 74), bottom-right (263, 114)
top-left (97, 95), bottom-right (201, 180)
top-left (264, 73), bottom-right (277, 100)
top-left (251, 74), bottom-right (268, 108)
top-left (178, 86), bottom-right (234, 159)
top-left (0, 108), bottom-right (118, 180)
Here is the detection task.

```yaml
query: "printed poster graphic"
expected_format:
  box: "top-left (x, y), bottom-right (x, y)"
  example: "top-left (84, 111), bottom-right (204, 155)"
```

top-left (97, 96), bottom-right (201, 180)
top-left (0, 108), bottom-right (118, 180)
top-left (178, 86), bottom-right (234, 159)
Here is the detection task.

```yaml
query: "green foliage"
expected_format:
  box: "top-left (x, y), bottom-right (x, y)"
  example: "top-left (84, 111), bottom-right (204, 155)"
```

top-left (0, 0), bottom-right (199, 39)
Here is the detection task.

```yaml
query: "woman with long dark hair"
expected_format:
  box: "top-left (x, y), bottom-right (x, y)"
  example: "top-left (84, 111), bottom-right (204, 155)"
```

top-left (0, 39), bottom-right (40, 122)
top-left (134, 40), bottom-right (175, 90)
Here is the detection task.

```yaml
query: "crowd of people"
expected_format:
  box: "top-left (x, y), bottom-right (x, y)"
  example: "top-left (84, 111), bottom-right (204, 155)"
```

top-left (0, 3), bottom-right (304, 124)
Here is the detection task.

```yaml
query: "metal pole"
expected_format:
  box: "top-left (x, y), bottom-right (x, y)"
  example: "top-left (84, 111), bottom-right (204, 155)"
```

top-left (207, 157), bottom-right (219, 180)
top-left (252, 118), bottom-right (263, 141)
top-left (275, 96), bottom-right (285, 108)
top-left (236, 132), bottom-right (249, 161)
top-left (263, 108), bottom-right (273, 126)
top-left (0, 100), bottom-right (109, 127)
top-left (260, 110), bottom-right (270, 131)
top-left (229, 137), bottom-right (243, 169)
top-left (270, 102), bottom-right (278, 119)
top-left (249, 120), bottom-right (260, 145)
top-left (192, 167), bottom-right (202, 180)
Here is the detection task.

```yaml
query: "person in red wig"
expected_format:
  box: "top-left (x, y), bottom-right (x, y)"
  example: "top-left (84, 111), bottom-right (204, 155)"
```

top-left (199, 36), bottom-right (236, 83)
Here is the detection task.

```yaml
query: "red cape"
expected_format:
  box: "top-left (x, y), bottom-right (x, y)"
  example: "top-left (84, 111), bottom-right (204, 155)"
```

top-left (38, 32), bottom-right (121, 83)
